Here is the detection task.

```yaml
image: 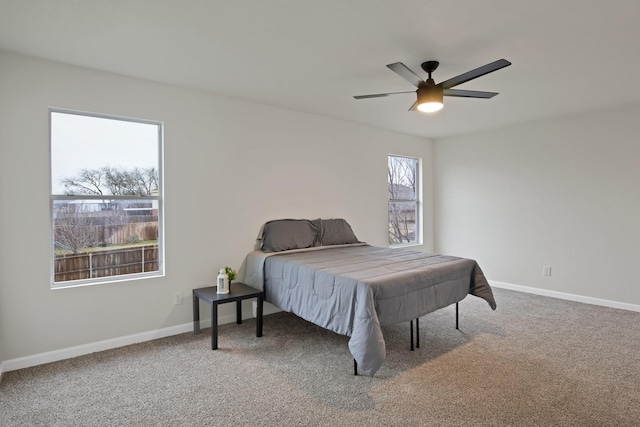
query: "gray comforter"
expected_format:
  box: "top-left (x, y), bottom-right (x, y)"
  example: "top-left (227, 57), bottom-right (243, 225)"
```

top-left (243, 244), bottom-right (496, 376)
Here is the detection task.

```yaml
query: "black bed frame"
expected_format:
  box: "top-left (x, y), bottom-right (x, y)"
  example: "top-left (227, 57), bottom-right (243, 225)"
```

top-left (353, 302), bottom-right (459, 376)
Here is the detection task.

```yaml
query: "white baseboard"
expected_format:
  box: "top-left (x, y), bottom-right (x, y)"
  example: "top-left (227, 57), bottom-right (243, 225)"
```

top-left (1, 311), bottom-right (238, 374)
top-left (490, 280), bottom-right (640, 313)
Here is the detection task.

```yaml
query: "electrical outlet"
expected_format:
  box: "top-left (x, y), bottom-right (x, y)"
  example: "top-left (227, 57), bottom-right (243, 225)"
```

top-left (174, 291), bottom-right (183, 305)
top-left (543, 266), bottom-right (552, 276)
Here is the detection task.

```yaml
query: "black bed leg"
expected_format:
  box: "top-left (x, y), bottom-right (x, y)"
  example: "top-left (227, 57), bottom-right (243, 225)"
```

top-left (354, 359), bottom-right (358, 376)
top-left (410, 320), bottom-right (414, 351)
top-left (416, 317), bottom-right (420, 348)
top-left (456, 302), bottom-right (459, 330)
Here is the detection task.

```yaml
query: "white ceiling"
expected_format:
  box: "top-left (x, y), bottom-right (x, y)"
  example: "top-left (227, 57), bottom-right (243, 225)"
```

top-left (1, 0), bottom-right (639, 139)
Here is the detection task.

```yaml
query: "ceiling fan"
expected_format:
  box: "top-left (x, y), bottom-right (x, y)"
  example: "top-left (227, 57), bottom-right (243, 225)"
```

top-left (354, 59), bottom-right (511, 113)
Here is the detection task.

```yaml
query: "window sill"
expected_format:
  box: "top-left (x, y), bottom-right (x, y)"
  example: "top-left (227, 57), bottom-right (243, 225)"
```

top-left (51, 271), bottom-right (164, 290)
top-left (389, 243), bottom-right (423, 249)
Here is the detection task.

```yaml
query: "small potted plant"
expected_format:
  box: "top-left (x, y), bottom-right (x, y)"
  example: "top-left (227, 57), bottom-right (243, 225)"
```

top-left (224, 266), bottom-right (237, 286)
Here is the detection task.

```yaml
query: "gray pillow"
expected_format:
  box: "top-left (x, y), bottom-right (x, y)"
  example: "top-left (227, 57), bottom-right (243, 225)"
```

top-left (320, 219), bottom-right (360, 246)
top-left (261, 219), bottom-right (320, 252)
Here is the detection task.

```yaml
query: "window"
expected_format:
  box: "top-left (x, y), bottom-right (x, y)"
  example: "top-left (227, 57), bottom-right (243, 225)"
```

top-left (50, 109), bottom-right (164, 287)
top-left (388, 154), bottom-right (421, 246)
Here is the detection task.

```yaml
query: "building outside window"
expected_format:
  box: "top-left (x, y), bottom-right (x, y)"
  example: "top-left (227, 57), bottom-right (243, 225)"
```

top-left (388, 154), bottom-right (421, 246)
top-left (50, 109), bottom-right (164, 287)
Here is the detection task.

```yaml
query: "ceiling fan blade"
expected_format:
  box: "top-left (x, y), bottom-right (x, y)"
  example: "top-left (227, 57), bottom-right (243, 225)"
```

top-left (443, 89), bottom-right (498, 99)
top-left (386, 62), bottom-right (424, 88)
top-left (408, 101), bottom-right (418, 111)
top-left (438, 59), bottom-right (511, 89)
top-left (353, 91), bottom-right (415, 99)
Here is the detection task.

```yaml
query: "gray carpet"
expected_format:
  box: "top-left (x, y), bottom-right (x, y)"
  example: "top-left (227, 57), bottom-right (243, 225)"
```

top-left (1, 288), bottom-right (639, 426)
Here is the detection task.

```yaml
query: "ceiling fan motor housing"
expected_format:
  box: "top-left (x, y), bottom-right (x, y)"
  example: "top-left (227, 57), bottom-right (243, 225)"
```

top-left (417, 80), bottom-right (443, 105)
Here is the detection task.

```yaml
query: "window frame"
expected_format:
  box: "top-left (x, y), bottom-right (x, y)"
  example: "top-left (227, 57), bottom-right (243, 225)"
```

top-left (388, 154), bottom-right (422, 247)
top-left (49, 108), bottom-right (165, 289)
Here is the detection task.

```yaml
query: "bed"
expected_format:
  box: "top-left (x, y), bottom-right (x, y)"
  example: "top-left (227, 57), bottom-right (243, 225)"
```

top-left (243, 218), bottom-right (496, 376)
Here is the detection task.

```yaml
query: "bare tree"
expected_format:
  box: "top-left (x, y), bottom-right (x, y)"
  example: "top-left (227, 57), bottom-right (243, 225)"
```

top-left (103, 167), bottom-right (159, 196)
top-left (60, 168), bottom-right (107, 196)
top-left (138, 167), bottom-right (159, 195)
top-left (55, 204), bottom-right (96, 253)
top-left (61, 166), bottom-right (158, 196)
top-left (388, 156), bottom-right (417, 245)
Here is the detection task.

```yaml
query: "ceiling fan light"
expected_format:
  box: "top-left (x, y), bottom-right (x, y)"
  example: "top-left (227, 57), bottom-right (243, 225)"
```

top-left (416, 85), bottom-right (444, 113)
top-left (417, 102), bottom-right (443, 113)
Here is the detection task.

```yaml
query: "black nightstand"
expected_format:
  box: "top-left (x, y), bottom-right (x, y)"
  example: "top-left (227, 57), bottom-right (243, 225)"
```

top-left (193, 282), bottom-right (264, 349)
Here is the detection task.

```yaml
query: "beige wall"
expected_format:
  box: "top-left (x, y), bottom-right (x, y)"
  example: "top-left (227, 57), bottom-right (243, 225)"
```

top-left (0, 51), bottom-right (434, 362)
top-left (434, 105), bottom-right (640, 306)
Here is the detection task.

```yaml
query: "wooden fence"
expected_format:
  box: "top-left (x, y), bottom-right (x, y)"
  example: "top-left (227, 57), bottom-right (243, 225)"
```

top-left (54, 219), bottom-right (158, 247)
top-left (54, 245), bottom-right (159, 282)
top-left (102, 222), bottom-right (158, 245)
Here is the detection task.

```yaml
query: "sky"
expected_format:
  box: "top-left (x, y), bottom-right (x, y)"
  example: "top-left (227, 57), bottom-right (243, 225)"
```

top-left (50, 111), bottom-right (160, 194)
